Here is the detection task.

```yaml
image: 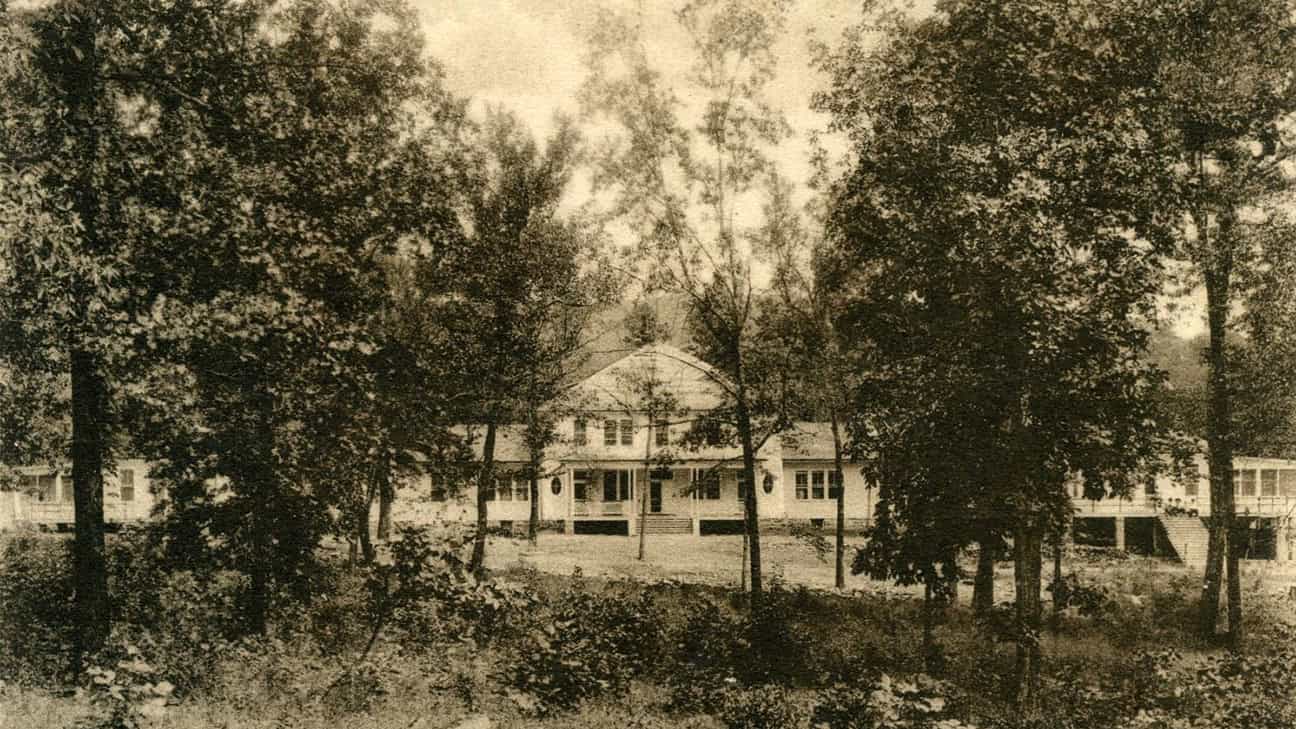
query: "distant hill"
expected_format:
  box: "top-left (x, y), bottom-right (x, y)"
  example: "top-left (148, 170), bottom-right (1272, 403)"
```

top-left (573, 294), bottom-right (694, 380)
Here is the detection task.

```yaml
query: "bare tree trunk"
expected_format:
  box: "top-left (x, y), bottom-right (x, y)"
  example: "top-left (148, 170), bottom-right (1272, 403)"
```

top-left (469, 421), bottom-right (497, 577)
top-left (740, 531), bottom-right (748, 592)
top-left (639, 423), bottom-right (651, 560)
top-left (359, 475), bottom-right (377, 564)
top-left (376, 460), bottom-right (393, 541)
top-left (70, 349), bottom-right (110, 666)
top-left (973, 536), bottom-right (996, 616)
top-left (1012, 521), bottom-right (1043, 719)
top-left (1050, 531), bottom-right (1063, 632)
top-left (65, 8), bottom-right (110, 670)
top-left (1200, 230), bottom-right (1237, 642)
top-left (528, 455), bottom-right (540, 547)
top-left (1226, 520), bottom-right (1243, 647)
top-left (922, 578), bottom-right (941, 674)
top-left (830, 413), bottom-right (846, 590)
top-left (736, 387), bottom-right (762, 613)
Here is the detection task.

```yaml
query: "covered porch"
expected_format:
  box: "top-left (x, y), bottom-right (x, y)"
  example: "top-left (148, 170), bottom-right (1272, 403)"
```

top-left (563, 462), bottom-right (753, 536)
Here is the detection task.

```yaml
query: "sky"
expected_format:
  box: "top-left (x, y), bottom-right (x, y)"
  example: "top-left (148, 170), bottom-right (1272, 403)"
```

top-left (409, 0), bottom-right (1208, 339)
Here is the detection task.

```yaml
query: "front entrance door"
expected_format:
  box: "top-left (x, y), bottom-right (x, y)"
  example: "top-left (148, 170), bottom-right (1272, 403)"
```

top-left (650, 480), bottom-right (663, 513)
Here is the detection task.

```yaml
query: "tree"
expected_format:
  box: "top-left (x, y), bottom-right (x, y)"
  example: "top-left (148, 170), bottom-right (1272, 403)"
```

top-left (757, 172), bottom-right (860, 590)
top-left (1140, 0), bottom-right (1296, 645)
top-left (0, 0), bottom-right (286, 661)
top-left (431, 108), bottom-right (603, 573)
top-left (815, 0), bottom-right (1186, 713)
top-left (581, 0), bottom-right (796, 612)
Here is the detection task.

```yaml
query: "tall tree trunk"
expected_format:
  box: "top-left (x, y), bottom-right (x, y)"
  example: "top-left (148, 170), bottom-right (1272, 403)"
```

top-left (1200, 226), bottom-right (1237, 642)
top-left (830, 413), bottom-right (846, 590)
top-left (922, 577), bottom-right (941, 674)
top-left (528, 452), bottom-right (540, 547)
top-left (1050, 530), bottom-right (1063, 632)
top-left (735, 385), bottom-right (762, 613)
top-left (469, 421), bottom-right (497, 577)
top-left (1226, 519), bottom-right (1243, 647)
top-left (638, 421), bottom-right (651, 560)
top-left (70, 349), bottom-right (110, 665)
top-left (376, 460), bottom-right (393, 541)
top-left (740, 531), bottom-right (748, 591)
top-left (973, 535), bottom-right (996, 617)
top-left (1012, 521), bottom-right (1043, 719)
top-left (65, 6), bottom-right (110, 670)
top-left (358, 474), bottom-right (377, 564)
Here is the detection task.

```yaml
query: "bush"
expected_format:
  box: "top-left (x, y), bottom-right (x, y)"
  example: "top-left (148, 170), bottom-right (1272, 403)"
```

top-left (666, 601), bottom-right (749, 712)
top-left (813, 674), bottom-right (972, 729)
top-left (0, 534), bottom-right (75, 684)
top-left (506, 585), bottom-right (660, 714)
top-left (718, 684), bottom-right (806, 729)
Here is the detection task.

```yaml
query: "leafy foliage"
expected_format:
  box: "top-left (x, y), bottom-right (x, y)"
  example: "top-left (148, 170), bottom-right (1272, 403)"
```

top-left (506, 584), bottom-right (660, 715)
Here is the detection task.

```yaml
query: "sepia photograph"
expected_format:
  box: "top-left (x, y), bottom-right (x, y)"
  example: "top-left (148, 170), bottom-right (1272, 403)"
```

top-left (0, 0), bottom-right (1294, 727)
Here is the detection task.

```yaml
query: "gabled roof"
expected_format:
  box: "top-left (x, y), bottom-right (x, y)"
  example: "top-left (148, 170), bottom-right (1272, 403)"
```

top-left (572, 343), bottom-right (730, 412)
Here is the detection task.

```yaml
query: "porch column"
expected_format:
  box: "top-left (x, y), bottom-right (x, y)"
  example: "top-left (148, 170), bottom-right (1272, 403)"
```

top-left (691, 473), bottom-right (701, 536)
top-left (1114, 516), bottom-right (1126, 551)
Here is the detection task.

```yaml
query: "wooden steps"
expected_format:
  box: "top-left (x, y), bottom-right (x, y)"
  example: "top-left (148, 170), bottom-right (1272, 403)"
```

top-left (1159, 515), bottom-right (1210, 566)
top-left (639, 515), bottom-right (693, 535)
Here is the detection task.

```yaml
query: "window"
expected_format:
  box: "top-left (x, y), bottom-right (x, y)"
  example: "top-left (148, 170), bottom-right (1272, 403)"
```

top-left (573, 470), bottom-right (589, 501)
top-left (655, 419), bottom-right (669, 447)
top-left (550, 477), bottom-right (563, 496)
top-left (1143, 477), bottom-right (1157, 496)
top-left (119, 469), bottom-right (135, 502)
top-left (762, 474), bottom-right (775, 494)
top-left (796, 470), bottom-right (838, 500)
top-left (61, 476), bottom-right (73, 503)
top-left (1183, 477), bottom-right (1198, 497)
top-left (1237, 469), bottom-right (1257, 497)
top-left (603, 470), bottom-right (632, 501)
top-left (1281, 470), bottom-right (1296, 497)
top-left (692, 468), bottom-right (720, 500)
top-left (620, 419), bottom-right (633, 446)
top-left (429, 476), bottom-right (447, 502)
top-left (574, 420), bottom-right (587, 446)
top-left (1261, 470), bottom-right (1278, 497)
top-left (736, 471), bottom-right (750, 502)
top-left (37, 474), bottom-right (55, 502)
top-left (604, 419), bottom-right (617, 446)
top-left (513, 478), bottom-right (529, 501)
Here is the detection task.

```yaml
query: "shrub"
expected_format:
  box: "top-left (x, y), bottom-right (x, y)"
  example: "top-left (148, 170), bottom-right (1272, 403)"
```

top-left (506, 585), bottom-right (660, 714)
top-left (0, 534), bottom-right (75, 684)
top-left (813, 674), bottom-right (973, 729)
top-left (666, 601), bottom-right (749, 712)
top-left (718, 684), bottom-right (806, 729)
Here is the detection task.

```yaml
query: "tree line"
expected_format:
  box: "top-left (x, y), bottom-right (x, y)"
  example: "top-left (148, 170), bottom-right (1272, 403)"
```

top-left (2, 0), bottom-right (1295, 717)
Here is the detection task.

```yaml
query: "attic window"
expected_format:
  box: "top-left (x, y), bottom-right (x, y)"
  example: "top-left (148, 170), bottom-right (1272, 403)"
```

top-left (574, 419), bottom-right (587, 446)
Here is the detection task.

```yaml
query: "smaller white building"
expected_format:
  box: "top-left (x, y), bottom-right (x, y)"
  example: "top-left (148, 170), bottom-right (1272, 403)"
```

top-left (0, 458), bottom-right (156, 530)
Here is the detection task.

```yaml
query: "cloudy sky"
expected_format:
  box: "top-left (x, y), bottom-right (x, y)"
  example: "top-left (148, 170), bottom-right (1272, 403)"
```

top-left (408, 0), bottom-right (1207, 338)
